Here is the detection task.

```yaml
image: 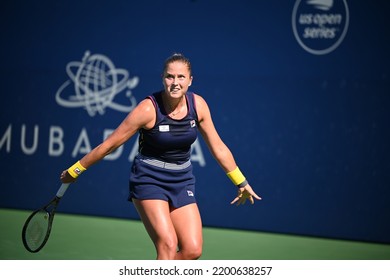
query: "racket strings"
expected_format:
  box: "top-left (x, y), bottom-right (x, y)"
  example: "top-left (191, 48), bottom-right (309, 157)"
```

top-left (25, 211), bottom-right (49, 250)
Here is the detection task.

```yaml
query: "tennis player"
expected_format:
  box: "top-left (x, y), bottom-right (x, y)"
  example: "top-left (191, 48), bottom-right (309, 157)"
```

top-left (60, 53), bottom-right (261, 260)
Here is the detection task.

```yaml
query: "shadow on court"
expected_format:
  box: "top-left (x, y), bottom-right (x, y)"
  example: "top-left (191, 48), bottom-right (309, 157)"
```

top-left (1, 208), bottom-right (390, 260)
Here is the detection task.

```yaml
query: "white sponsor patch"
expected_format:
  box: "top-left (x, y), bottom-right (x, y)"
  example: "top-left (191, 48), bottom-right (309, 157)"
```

top-left (159, 125), bottom-right (170, 132)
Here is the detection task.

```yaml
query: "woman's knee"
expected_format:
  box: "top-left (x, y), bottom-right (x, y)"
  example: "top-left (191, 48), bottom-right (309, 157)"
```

top-left (155, 238), bottom-right (178, 259)
top-left (180, 243), bottom-right (202, 260)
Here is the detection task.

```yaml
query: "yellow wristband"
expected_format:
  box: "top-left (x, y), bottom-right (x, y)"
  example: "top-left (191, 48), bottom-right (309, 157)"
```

top-left (67, 161), bottom-right (87, 178)
top-left (226, 167), bottom-right (246, 186)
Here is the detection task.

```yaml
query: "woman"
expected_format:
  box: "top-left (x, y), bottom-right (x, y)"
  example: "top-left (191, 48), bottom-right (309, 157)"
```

top-left (60, 53), bottom-right (261, 260)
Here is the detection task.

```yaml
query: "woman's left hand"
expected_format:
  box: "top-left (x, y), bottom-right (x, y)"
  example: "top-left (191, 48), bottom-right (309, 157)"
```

top-left (230, 184), bottom-right (262, 206)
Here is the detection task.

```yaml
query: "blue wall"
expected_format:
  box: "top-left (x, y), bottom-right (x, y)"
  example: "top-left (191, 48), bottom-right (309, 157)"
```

top-left (1, 0), bottom-right (389, 243)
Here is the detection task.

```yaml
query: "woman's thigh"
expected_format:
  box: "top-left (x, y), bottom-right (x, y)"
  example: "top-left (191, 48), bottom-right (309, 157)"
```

top-left (170, 203), bottom-right (203, 249)
top-left (132, 199), bottom-right (177, 244)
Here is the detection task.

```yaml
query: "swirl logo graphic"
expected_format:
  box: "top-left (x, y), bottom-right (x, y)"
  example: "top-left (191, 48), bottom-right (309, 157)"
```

top-left (56, 51), bottom-right (139, 116)
top-left (292, 0), bottom-right (349, 55)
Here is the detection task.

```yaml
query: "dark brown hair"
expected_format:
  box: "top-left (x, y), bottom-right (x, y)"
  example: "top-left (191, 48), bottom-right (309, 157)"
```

top-left (163, 53), bottom-right (192, 75)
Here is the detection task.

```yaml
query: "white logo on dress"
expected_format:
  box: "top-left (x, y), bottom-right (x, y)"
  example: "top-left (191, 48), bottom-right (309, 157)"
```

top-left (158, 125), bottom-right (170, 132)
top-left (292, 0), bottom-right (349, 55)
top-left (55, 51), bottom-right (139, 116)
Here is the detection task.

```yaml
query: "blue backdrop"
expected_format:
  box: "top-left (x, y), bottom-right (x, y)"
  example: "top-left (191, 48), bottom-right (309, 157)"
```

top-left (1, 0), bottom-right (389, 244)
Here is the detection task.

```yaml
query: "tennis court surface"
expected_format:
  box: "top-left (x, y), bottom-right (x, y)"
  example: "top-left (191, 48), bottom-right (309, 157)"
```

top-left (1, 208), bottom-right (389, 260)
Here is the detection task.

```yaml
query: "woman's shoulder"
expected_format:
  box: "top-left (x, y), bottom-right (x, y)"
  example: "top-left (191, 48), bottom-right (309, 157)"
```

top-left (131, 98), bottom-right (156, 130)
top-left (133, 96), bottom-right (156, 120)
top-left (191, 92), bottom-right (211, 123)
top-left (192, 92), bottom-right (208, 108)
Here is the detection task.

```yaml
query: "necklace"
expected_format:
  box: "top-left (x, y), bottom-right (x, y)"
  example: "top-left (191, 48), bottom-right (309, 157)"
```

top-left (170, 107), bottom-right (182, 116)
top-left (165, 97), bottom-right (185, 117)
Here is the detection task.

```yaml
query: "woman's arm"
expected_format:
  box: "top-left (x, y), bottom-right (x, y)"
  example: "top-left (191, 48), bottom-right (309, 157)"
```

top-left (194, 94), bottom-right (261, 205)
top-left (195, 94), bottom-right (237, 172)
top-left (61, 98), bottom-right (155, 183)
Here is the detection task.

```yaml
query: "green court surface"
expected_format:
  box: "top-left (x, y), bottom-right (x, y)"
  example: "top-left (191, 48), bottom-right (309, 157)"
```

top-left (1, 208), bottom-right (389, 260)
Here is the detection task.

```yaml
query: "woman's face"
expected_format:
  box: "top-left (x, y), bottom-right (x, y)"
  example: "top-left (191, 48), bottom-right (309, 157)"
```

top-left (162, 61), bottom-right (193, 99)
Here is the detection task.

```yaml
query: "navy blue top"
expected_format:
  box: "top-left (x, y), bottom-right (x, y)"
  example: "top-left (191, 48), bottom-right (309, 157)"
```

top-left (138, 91), bottom-right (199, 164)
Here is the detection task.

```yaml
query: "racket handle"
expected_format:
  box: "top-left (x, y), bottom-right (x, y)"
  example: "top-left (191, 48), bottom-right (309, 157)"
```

top-left (56, 183), bottom-right (70, 198)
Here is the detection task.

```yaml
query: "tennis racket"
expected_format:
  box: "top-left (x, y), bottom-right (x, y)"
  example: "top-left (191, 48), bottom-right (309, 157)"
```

top-left (22, 183), bottom-right (70, 253)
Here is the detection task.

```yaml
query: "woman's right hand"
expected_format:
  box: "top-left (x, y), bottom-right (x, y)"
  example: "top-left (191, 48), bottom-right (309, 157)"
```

top-left (60, 170), bottom-right (77, 184)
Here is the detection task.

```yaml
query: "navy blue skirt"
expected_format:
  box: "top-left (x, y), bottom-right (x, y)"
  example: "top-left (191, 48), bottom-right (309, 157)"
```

top-left (128, 154), bottom-right (196, 208)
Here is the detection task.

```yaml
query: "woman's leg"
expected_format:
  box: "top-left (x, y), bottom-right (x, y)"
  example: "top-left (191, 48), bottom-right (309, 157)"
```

top-left (170, 203), bottom-right (203, 260)
top-left (133, 199), bottom-right (203, 260)
top-left (132, 199), bottom-right (178, 260)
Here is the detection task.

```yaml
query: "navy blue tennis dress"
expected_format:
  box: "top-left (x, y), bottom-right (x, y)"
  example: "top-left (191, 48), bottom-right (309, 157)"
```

top-left (129, 91), bottom-right (199, 208)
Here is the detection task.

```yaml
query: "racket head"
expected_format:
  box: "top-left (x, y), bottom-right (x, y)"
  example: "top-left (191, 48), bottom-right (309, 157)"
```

top-left (22, 204), bottom-right (56, 253)
top-left (21, 184), bottom-right (69, 253)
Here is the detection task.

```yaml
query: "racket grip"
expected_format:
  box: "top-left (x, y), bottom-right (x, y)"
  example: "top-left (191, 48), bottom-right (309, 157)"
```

top-left (56, 183), bottom-right (70, 198)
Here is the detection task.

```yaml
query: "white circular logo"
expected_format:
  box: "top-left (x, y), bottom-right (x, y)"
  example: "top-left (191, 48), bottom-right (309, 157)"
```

top-left (292, 0), bottom-right (349, 55)
top-left (56, 51), bottom-right (139, 116)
